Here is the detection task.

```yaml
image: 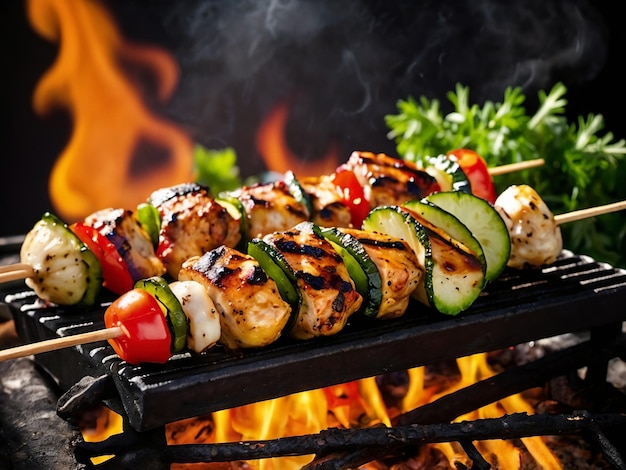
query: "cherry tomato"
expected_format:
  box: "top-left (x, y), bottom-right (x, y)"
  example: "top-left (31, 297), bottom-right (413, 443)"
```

top-left (331, 164), bottom-right (370, 228)
top-left (446, 149), bottom-right (497, 204)
top-left (70, 223), bottom-right (135, 295)
top-left (104, 289), bottom-right (172, 364)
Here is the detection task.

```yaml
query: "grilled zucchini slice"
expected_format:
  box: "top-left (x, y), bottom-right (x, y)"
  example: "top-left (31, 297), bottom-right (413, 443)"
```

top-left (285, 170), bottom-right (313, 219)
top-left (321, 227), bottom-right (383, 318)
top-left (20, 212), bottom-right (102, 306)
top-left (402, 199), bottom-right (486, 282)
top-left (247, 238), bottom-right (301, 313)
top-left (363, 206), bottom-right (484, 315)
top-left (425, 191), bottom-right (511, 281)
top-left (423, 154), bottom-right (472, 193)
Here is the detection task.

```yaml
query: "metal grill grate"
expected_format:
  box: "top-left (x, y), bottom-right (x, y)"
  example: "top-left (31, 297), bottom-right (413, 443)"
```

top-left (5, 250), bottom-right (626, 432)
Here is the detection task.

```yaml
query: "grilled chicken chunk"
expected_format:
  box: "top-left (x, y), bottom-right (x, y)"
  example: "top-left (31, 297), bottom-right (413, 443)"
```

top-left (227, 179), bottom-right (310, 240)
top-left (263, 222), bottom-right (363, 340)
top-left (343, 151), bottom-right (441, 208)
top-left (494, 184), bottom-right (563, 268)
top-left (149, 183), bottom-right (242, 278)
top-left (340, 228), bottom-right (423, 320)
top-left (84, 207), bottom-right (166, 281)
top-left (300, 175), bottom-right (352, 228)
top-left (179, 246), bottom-right (292, 350)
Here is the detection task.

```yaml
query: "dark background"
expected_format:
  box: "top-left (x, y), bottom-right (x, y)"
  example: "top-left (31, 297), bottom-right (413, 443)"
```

top-left (2, 0), bottom-right (624, 238)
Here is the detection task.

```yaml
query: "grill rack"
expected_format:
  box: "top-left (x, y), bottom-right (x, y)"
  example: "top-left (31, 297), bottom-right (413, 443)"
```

top-left (5, 250), bottom-right (626, 432)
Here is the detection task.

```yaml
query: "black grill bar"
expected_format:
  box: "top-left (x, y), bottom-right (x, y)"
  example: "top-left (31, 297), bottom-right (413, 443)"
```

top-left (69, 411), bottom-right (626, 469)
top-left (6, 250), bottom-right (626, 431)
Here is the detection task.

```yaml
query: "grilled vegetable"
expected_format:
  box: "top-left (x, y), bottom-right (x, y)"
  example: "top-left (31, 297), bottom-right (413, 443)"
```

top-left (329, 164), bottom-right (370, 228)
top-left (402, 199), bottom-right (486, 279)
top-left (104, 288), bottom-right (172, 364)
top-left (422, 153), bottom-right (472, 194)
top-left (215, 194), bottom-right (247, 243)
top-left (70, 222), bottom-right (134, 295)
top-left (262, 221), bottom-right (363, 340)
top-left (136, 202), bottom-right (161, 247)
top-left (247, 239), bottom-right (301, 315)
top-left (494, 184), bottom-right (563, 268)
top-left (179, 246), bottom-right (292, 350)
top-left (363, 206), bottom-right (485, 315)
top-left (169, 280), bottom-right (221, 354)
top-left (20, 212), bottom-right (102, 306)
top-left (324, 227), bottom-right (422, 320)
top-left (285, 170), bottom-right (313, 219)
top-left (84, 208), bottom-right (166, 282)
top-left (446, 149), bottom-right (497, 204)
top-left (134, 276), bottom-right (189, 353)
top-left (425, 191), bottom-right (511, 281)
top-left (321, 226), bottom-right (382, 318)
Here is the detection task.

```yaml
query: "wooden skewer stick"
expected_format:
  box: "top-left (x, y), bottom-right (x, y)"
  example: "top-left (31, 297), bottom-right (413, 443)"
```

top-left (0, 326), bottom-right (123, 362)
top-left (555, 200), bottom-right (626, 225)
top-left (487, 158), bottom-right (545, 176)
top-left (0, 263), bottom-right (34, 283)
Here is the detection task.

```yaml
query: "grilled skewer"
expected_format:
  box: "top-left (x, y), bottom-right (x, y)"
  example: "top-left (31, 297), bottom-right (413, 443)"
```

top-left (1, 186), bottom-right (624, 364)
top-left (0, 152), bottom-right (555, 307)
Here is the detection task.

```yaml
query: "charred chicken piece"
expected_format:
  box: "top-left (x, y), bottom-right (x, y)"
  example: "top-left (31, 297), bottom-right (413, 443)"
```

top-left (299, 175), bottom-right (352, 229)
top-left (263, 221), bottom-right (363, 340)
top-left (343, 151), bottom-right (441, 208)
top-left (84, 207), bottom-right (166, 281)
top-left (226, 179), bottom-right (311, 241)
top-left (494, 184), bottom-right (563, 268)
top-left (149, 183), bottom-right (242, 278)
top-left (179, 246), bottom-right (292, 350)
top-left (340, 228), bottom-right (422, 320)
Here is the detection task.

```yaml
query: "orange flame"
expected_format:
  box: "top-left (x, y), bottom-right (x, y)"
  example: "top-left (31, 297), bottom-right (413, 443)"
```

top-left (27, 0), bottom-right (194, 222)
top-left (256, 98), bottom-right (341, 177)
top-left (429, 353), bottom-right (563, 470)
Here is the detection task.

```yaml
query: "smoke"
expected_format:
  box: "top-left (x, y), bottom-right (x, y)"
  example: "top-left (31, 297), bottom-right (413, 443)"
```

top-left (112, 0), bottom-right (608, 175)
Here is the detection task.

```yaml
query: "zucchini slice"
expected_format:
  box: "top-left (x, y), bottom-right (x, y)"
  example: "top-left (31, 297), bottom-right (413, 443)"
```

top-left (424, 154), bottom-right (472, 193)
top-left (425, 191), bottom-right (511, 281)
top-left (135, 276), bottom-right (189, 353)
top-left (363, 206), bottom-right (484, 315)
top-left (320, 227), bottom-right (383, 318)
top-left (247, 238), bottom-right (301, 314)
top-left (402, 199), bottom-right (486, 282)
top-left (20, 212), bottom-right (102, 306)
top-left (285, 170), bottom-right (313, 219)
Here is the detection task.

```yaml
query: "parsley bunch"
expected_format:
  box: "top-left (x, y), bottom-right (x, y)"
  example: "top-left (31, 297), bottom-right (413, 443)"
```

top-left (385, 83), bottom-right (626, 267)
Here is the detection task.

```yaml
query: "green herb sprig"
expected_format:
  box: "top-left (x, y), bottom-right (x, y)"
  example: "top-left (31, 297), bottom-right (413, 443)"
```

top-left (193, 144), bottom-right (242, 195)
top-left (385, 82), bottom-right (626, 267)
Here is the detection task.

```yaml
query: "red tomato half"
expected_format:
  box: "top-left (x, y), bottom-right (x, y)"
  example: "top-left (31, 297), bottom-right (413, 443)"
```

top-left (331, 164), bottom-right (370, 228)
top-left (71, 223), bottom-right (135, 295)
top-left (446, 149), bottom-right (497, 204)
top-left (104, 289), bottom-right (172, 364)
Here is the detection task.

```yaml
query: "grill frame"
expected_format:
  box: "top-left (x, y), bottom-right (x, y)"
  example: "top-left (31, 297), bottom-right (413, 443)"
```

top-left (5, 250), bottom-right (626, 431)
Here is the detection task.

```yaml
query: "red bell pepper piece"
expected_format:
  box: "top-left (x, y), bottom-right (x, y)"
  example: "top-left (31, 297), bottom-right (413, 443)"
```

top-left (104, 289), bottom-right (172, 364)
top-left (70, 222), bottom-right (135, 295)
top-left (331, 164), bottom-right (370, 228)
top-left (446, 149), bottom-right (498, 204)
